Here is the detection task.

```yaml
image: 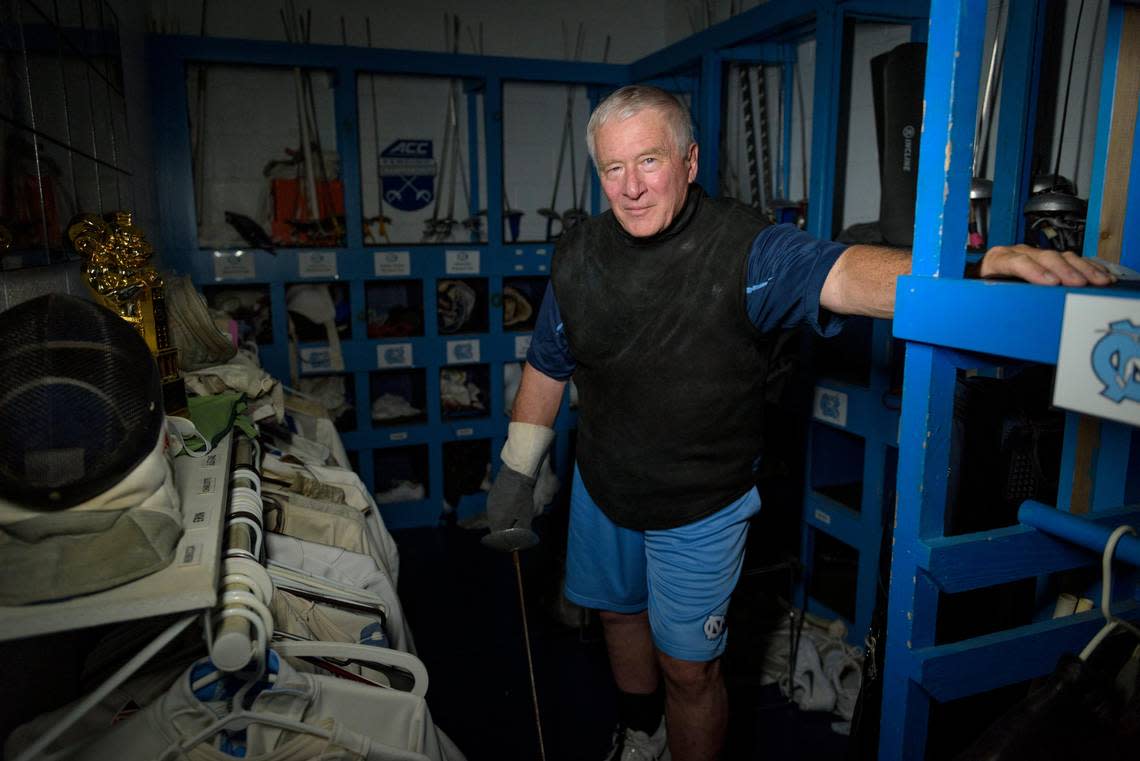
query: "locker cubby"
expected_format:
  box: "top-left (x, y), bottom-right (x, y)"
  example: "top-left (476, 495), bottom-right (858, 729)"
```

top-left (944, 367), bottom-right (1064, 537)
top-left (295, 373), bottom-right (357, 432)
top-left (808, 315), bottom-right (873, 388)
top-left (501, 276), bottom-right (546, 332)
top-left (201, 284), bottom-right (273, 345)
top-left (442, 438), bottom-right (492, 511)
top-left (808, 529), bottom-right (858, 624)
top-left (437, 278), bottom-right (489, 335)
top-left (370, 368), bottom-right (428, 427)
top-left (356, 73), bottom-right (487, 246)
top-left (441, 364), bottom-right (490, 419)
top-left (373, 444), bottom-right (430, 504)
top-left (186, 63), bottom-right (344, 250)
top-left (285, 282), bottom-right (352, 341)
top-left (809, 421), bottom-right (865, 512)
top-left (366, 279), bottom-right (424, 339)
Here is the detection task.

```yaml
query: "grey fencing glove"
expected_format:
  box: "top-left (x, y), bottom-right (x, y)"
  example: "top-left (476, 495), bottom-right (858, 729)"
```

top-left (481, 422), bottom-right (554, 553)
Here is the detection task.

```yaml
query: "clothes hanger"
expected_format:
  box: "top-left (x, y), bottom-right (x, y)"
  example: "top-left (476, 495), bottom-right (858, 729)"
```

top-left (1079, 524), bottom-right (1140, 662)
top-left (274, 640), bottom-right (429, 697)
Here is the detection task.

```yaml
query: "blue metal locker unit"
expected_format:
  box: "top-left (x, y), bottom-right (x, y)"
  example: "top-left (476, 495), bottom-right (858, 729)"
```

top-left (882, 0), bottom-right (1140, 757)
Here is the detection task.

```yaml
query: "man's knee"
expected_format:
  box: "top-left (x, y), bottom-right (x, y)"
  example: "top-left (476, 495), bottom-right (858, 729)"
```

top-left (598, 609), bottom-right (649, 628)
top-left (657, 652), bottom-right (721, 695)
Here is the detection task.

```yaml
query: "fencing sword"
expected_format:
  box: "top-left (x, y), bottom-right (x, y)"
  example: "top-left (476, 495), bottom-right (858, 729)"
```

top-left (482, 527), bottom-right (547, 761)
top-left (364, 18), bottom-right (391, 243)
top-left (280, 9), bottom-right (321, 240)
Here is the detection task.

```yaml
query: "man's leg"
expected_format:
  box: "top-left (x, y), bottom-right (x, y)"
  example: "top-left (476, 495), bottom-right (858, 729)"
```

top-left (600, 609), bottom-right (659, 694)
top-left (642, 487), bottom-right (762, 761)
top-left (657, 653), bottom-right (726, 761)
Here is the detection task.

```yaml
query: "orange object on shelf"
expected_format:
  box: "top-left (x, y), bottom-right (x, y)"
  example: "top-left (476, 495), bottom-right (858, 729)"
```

top-left (270, 177), bottom-right (345, 246)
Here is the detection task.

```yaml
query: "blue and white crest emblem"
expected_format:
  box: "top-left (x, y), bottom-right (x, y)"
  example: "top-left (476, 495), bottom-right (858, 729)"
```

top-left (1091, 319), bottom-right (1140, 404)
top-left (380, 139), bottom-right (435, 212)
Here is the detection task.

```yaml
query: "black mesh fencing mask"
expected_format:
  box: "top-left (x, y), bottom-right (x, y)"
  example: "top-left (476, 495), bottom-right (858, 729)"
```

top-left (0, 293), bottom-right (164, 509)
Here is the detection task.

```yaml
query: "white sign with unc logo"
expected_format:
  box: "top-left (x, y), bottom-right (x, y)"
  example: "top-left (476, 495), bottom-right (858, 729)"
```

top-left (514, 334), bottom-right (532, 360)
top-left (298, 251), bottom-right (338, 278)
top-left (445, 249), bottom-right (480, 274)
top-left (377, 343), bottom-right (414, 368)
top-left (299, 346), bottom-right (335, 373)
top-left (812, 386), bottom-right (848, 427)
top-left (213, 251), bottom-right (255, 280)
top-left (374, 250), bottom-right (411, 276)
top-left (1053, 293), bottom-right (1140, 427)
top-left (446, 339), bottom-right (479, 364)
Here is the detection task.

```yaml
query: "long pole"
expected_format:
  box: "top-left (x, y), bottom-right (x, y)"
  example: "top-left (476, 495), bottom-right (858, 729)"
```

top-left (513, 551), bottom-right (547, 761)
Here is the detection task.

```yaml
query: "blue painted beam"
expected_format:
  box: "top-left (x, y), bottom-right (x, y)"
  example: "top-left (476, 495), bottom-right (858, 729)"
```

top-left (989, 0), bottom-right (1045, 247)
top-left (912, 603), bottom-right (1140, 702)
top-left (805, 2), bottom-right (843, 238)
top-left (893, 276), bottom-right (1134, 364)
top-left (629, 0), bottom-right (816, 81)
top-left (909, 0), bottom-right (985, 278)
top-left (718, 44), bottom-right (786, 63)
top-left (922, 506), bottom-right (1140, 592)
top-left (153, 34), bottom-right (628, 85)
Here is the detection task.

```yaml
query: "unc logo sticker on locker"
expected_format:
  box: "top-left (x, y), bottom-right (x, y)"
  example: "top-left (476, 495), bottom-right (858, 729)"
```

top-left (378, 342), bottom-right (414, 368)
top-left (445, 250), bottom-right (480, 274)
top-left (374, 250), bottom-right (411, 277)
top-left (1054, 293), bottom-right (1140, 426)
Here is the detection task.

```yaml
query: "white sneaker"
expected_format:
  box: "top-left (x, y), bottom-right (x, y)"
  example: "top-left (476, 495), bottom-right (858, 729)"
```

top-left (604, 718), bottom-right (669, 760)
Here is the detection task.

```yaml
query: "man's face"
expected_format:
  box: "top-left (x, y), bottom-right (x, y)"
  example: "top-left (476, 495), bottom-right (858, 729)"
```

top-left (594, 108), bottom-right (699, 238)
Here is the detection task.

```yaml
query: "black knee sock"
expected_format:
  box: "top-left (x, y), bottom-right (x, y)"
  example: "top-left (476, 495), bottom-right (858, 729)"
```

top-left (617, 688), bottom-right (664, 734)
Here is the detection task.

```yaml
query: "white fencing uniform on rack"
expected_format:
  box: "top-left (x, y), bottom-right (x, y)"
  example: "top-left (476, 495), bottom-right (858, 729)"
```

top-left (267, 533), bottom-right (414, 653)
top-left (262, 453), bottom-right (401, 586)
top-left (66, 655), bottom-right (465, 761)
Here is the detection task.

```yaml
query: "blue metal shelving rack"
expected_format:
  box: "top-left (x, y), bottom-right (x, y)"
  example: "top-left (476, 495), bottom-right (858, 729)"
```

top-left (148, 40), bottom-right (625, 529)
top-left (881, 0), bottom-right (1140, 757)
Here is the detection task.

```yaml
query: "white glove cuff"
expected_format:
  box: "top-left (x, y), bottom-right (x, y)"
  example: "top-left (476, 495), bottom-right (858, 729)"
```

top-left (501, 422), bottom-right (555, 478)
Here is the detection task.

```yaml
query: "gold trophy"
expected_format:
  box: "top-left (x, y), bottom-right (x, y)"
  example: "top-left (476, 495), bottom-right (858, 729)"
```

top-left (68, 211), bottom-right (188, 416)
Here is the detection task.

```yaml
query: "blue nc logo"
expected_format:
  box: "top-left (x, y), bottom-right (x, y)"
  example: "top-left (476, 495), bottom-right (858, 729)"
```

top-left (819, 393), bottom-right (840, 419)
top-left (359, 621), bottom-right (390, 648)
top-left (1091, 319), bottom-right (1140, 404)
top-left (380, 139), bottom-right (435, 211)
top-left (454, 343), bottom-right (473, 360)
top-left (384, 346), bottom-right (407, 365)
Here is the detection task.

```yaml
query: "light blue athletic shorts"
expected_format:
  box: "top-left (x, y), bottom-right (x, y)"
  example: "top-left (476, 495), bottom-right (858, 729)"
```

top-left (563, 465), bottom-right (762, 662)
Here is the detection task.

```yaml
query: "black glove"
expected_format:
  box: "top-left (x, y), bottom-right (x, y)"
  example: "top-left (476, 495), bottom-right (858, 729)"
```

top-left (481, 465), bottom-right (539, 552)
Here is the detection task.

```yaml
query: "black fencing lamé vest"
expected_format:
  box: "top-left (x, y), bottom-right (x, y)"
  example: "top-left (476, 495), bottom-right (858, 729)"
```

top-left (552, 185), bottom-right (772, 530)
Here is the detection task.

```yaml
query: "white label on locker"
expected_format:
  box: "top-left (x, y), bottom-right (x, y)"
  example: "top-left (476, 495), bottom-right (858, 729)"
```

top-left (1054, 294), bottom-right (1140, 427)
top-left (812, 386), bottom-right (848, 427)
top-left (377, 343), bottom-right (414, 368)
top-left (445, 249), bottom-right (480, 274)
top-left (389, 432), bottom-right (408, 441)
top-left (813, 509), bottom-right (832, 525)
top-left (514, 335), bottom-right (532, 360)
top-left (535, 248), bottom-right (548, 256)
top-left (298, 251), bottom-right (338, 278)
top-left (446, 339), bottom-right (480, 364)
top-left (514, 264), bottom-right (525, 271)
top-left (456, 428), bottom-right (474, 437)
top-left (299, 346), bottom-right (334, 373)
top-left (374, 250), bottom-right (411, 276)
top-left (538, 264), bottom-right (548, 272)
top-left (515, 248), bottom-right (525, 256)
top-left (212, 251), bottom-right (255, 280)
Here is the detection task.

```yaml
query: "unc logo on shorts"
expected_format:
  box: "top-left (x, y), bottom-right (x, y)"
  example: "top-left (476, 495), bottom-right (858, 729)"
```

top-left (1092, 319), bottom-right (1140, 404)
top-left (703, 614), bottom-right (726, 640)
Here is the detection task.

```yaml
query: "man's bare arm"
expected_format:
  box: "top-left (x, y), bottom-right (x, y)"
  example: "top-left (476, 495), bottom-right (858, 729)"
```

top-left (819, 243), bottom-right (1115, 319)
